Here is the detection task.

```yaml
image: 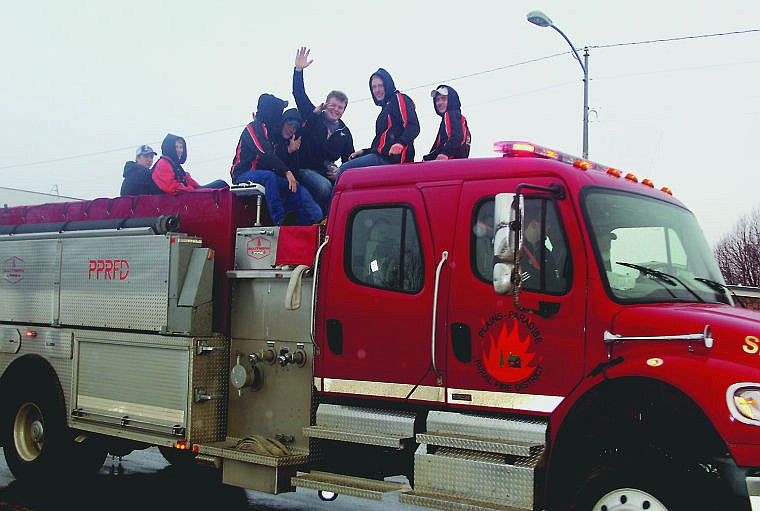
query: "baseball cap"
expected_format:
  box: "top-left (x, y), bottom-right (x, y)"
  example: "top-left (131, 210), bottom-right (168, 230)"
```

top-left (136, 145), bottom-right (156, 157)
top-left (430, 86), bottom-right (449, 97)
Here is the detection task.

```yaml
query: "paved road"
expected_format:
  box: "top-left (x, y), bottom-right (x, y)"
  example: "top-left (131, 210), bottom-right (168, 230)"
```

top-left (0, 447), bottom-right (425, 511)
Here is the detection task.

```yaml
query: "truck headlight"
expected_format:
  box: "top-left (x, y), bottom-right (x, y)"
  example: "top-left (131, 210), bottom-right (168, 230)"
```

top-left (727, 383), bottom-right (760, 426)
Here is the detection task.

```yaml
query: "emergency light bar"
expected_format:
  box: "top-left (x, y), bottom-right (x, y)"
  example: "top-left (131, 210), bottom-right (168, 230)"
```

top-left (493, 141), bottom-right (672, 195)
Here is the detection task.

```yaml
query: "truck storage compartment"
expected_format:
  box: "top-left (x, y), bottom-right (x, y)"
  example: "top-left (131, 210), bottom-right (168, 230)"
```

top-left (0, 231), bottom-right (213, 335)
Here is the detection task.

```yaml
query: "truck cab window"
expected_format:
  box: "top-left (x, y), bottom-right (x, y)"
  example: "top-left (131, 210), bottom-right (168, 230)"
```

top-left (472, 198), bottom-right (571, 294)
top-left (347, 206), bottom-right (423, 293)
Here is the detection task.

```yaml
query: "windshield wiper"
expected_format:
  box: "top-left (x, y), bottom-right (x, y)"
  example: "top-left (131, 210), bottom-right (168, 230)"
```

top-left (616, 262), bottom-right (705, 303)
top-left (694, 277), bottom-right (743, 306)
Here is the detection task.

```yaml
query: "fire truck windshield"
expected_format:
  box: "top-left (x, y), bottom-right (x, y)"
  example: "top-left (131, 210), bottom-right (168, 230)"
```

top-left (583, 188), bottom-right (730, 305)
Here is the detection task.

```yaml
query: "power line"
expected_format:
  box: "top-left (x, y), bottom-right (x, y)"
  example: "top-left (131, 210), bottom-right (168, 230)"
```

top-left (1, 28), bottom-right (757, 172)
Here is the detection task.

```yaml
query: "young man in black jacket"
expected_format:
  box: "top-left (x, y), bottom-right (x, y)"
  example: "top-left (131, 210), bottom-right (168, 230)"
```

top-left (422, 85), bottom-right (471, 161)
top-left (292, 47), bottom-right (354, 217)
top-left (120, 145), bottom-right (162, 196)
top-left (336, 67), bottom-right (419, 176)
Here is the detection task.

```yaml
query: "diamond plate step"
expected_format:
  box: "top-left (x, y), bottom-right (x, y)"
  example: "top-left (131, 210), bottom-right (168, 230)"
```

top-left (416, 432), bottom-right (541, 457)
top-left (303, 425), bottom-right (409, 448)
top-left (400, 491), bottom-right (542, 511)
top-left (292, 471), bottom-right (408, 501)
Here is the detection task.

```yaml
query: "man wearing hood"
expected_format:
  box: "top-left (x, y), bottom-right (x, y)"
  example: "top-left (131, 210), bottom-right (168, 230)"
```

top-left (336, 68), bottom-right (419, 176)
top-left (152, 134), bottom-right (228, 195)
top-left (230, 94), bottom-right (322, 226)
top-left (422, 85), bottom-right (471, 161)
top-left (292, 47), bottom-right (354, 217)
top-left (120, 145), bottom-right (162, 196)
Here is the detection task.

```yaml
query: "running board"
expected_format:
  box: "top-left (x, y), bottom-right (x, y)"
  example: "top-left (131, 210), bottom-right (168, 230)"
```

top-left (292, 471), bottom-right (408, 501)
top-left (401, 491), bottom-right (540, 511)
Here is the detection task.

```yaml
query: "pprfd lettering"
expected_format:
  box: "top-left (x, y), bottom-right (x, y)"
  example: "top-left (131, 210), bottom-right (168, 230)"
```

top-left (88, 259), bottom-right (129, 280)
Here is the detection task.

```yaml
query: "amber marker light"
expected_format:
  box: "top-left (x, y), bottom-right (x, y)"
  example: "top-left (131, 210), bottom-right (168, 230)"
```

top-left (175, 440), bottom-right (189, 450)
top-left (573, 160), bottom-right (592, 170)
top-left (624, 173), bottom-right (638, 182)
top-left (25, 331), bottom-right (37, 338)
top-left (642, 179), bottom-right (655, 188)
top-left (661, 187), bottom-right (673, 195)
top-left (545, 149), bottom-right (560, 159)
top-left (606, 168), bottom-right (622, 178)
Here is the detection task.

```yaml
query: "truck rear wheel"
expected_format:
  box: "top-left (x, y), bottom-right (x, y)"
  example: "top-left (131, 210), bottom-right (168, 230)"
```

top-left (2, 384), bottom-right (67, 480)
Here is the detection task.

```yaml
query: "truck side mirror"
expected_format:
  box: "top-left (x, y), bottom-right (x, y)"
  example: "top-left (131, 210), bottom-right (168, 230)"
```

top-left (493, 193), bottom-right (522, 295)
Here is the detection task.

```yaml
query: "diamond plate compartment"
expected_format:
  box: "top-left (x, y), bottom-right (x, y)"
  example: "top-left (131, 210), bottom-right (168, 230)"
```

top-left (315, 404), bottom-right (416, 438)
top-left (426, 411), bottom-right (547, 446)
top-left (413, 444), bottom-right (545, 510)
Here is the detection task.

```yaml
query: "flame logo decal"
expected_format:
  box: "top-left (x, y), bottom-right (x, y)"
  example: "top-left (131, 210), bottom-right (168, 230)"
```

top-left (481, 319), bottom-right (542, 384)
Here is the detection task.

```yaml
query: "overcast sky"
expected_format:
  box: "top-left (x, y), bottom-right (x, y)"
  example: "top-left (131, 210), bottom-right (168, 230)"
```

top-left (1, 0), bottom-right (758, 245)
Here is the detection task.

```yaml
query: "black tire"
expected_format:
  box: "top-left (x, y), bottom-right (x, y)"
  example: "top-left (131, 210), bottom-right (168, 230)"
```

top-left (158, 445), bottom-right (198, 469)
top-left (70, 434), bottom-right (108, 475)
top-left (568, 457), bottom-right (700, 511)
top-left (1, 379), bottom-right (68, 480)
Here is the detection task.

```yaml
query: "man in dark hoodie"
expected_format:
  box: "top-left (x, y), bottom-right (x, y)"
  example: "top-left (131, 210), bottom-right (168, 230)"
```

top-left (230, 94), bottom-right (322, 226)
top-left (152, 134), bottom-right (228, 195)
top-left (292, 47), bottom-right (354, 217)
top-left (120, 144), bottom-right (162, 196)
top-left (336, 68), bottom-right (419, 176)
top-left (422, 85), bottom-right (471, 161)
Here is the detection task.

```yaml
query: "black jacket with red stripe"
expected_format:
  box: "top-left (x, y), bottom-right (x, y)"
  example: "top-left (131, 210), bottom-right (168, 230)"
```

top-left (230, 94), bottom-right (290, 181)
top-left (367, 68), bottom-right (419, 163)
top-left (422, 84), bottom-right (471, 161)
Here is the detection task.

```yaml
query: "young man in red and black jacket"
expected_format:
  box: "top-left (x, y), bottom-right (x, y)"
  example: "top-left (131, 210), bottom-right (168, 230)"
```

top-left (230, 94), bottom-right (322, 226)
top-left (336, 68), bottom-right (419, 176)
top-left (422, 84), bottom-right (471, 161)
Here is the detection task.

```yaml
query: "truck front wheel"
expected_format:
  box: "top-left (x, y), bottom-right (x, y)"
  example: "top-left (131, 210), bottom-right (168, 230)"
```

top-left (2, 385), bottom-right (67, 480)
top-left (569, 458), bottom-right (698, 511)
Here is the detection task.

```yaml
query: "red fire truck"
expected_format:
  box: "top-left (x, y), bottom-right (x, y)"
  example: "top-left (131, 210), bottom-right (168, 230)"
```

top-left (0, 141), bottom-right (758, 511)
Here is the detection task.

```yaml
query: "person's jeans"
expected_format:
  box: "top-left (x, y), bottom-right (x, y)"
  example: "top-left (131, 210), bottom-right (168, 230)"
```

top-left (335, 153), bottom-right (388, 179)
top-left (198, 179), bottom-right (229, 189)
top-left (233, 170), bottom-right (322, 225)
top-left (298, 168), bottom-right (333, 218)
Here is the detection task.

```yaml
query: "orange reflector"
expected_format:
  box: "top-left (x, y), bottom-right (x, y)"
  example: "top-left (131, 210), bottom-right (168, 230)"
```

top-left (624, 173), bottom-right (638, 182)
top-left (192, 444), bottom-right (199, 453)
top-left (170, 237), bottom-right (176, 244)
top-left (661, 187), bottom-right (673, 195)
top-left (25, 331), bottom-right (37, 338)
top-left (573, 160), bottom-right (592, 170)
top-left (175, 441), bottom-right (188, 450)
top-left (642, 178), bottom-right (655, 188)
top-left (208, 249), bottom-right (214, 260)
top-left (606, 168), bottom-right (622, 178)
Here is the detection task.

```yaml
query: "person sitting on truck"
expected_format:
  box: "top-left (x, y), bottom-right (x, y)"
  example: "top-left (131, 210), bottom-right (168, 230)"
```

top-left (336, 68), bottom-right (419, 176)
top-left (120, 145), bottom-right (163, 196)
top-left (275, 108), bottom-right (304, 172)
top-left (230, 94), bottom-right (322, 226)
top-left (422, 85), bottom-right (471, 161)
top-left (152, 134), bottom-right (229, 196)
top-left (292, 47), bottom-right (354, 217)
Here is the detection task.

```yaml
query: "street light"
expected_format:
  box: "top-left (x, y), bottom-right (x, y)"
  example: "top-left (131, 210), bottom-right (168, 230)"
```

top-left (527, 10), bottom-right (589, 158)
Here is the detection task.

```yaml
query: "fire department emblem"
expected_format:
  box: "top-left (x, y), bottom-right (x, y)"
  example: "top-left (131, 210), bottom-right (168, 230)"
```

top-left (476, 312), bottom-right (543, 389)
top-left (1, 256), bottom-right (25, 285)
top-left (247, 237), bottom-right (272, 260)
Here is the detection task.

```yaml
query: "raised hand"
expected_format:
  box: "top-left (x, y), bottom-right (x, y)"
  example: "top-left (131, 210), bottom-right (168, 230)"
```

top-left (295, 47), bottom-right (313, 71)
top-left (288, 135), bottom-right (302, 154)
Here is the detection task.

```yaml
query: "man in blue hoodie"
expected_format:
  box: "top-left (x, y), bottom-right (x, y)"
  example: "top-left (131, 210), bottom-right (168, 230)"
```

top-left (336, 68), bottom-right (419, 176)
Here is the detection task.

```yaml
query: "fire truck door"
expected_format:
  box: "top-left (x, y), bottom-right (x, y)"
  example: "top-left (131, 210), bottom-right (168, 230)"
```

top-left (445, 179), bottom-right (587, 413)
top-left (318, 188), bottom-right (441, 401)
